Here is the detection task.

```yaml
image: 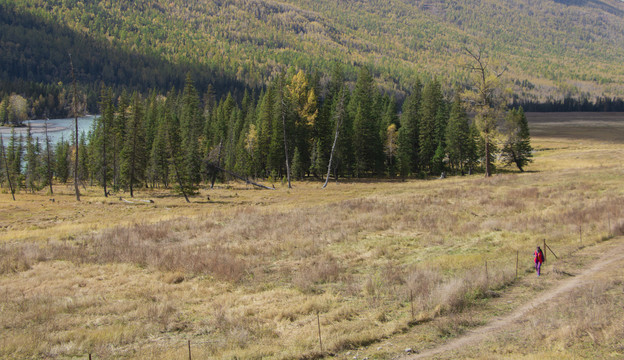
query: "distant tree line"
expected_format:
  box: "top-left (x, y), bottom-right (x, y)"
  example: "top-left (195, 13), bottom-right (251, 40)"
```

top-left (1, 66), bottom-right (533, 200)
top-left (515, 96), bottom-right (624, 112)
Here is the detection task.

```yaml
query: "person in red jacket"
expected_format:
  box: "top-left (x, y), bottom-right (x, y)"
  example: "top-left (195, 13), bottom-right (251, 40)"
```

top-left (534, 246), bottom-right (544, 276)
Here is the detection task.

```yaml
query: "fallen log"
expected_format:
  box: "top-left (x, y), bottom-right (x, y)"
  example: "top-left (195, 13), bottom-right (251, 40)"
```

top-left (120, 197), bottom-right (155, 204)
top-left (205, 162), bottom-right (275, 190)
top-left (120, 197), bottom-right (135, 204)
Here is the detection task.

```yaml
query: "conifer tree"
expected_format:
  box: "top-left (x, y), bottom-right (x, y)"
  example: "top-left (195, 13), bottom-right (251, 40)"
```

top-left (397, 80), bottom-right (422, 177)
top-left (224, 107), bottom-right (243, 173)
top-left (144, 91), bottom-right (160, 160)
top-left (180, 75), bottom-right (202, 185)
top-left (335, 87), bottom-right (353, 178)
top-left (6, 130), bottom-right (23, 187)
top-left (206, 94), bottom-right (234, 186)
top-left (256, 87), bottom-right (274, 177)
top-left (419, 79), bottom-right (443, 173)
top-left (149, 101), bottom-right (170, 188)
top-left (432, 141), bottom-right (446, 176)
top-left (78, 131), bottom-right (89, 185)
top-left (324, 86), bottom-right (349, 187)
top-left (291, 147), bottom-right (304, 180)
top-left (435, 100), bottom-right (449, 148)
top-left (350, 66), bottom-right (382, 177)
top-left (120, 92), bottom-right (147, 197)
top-left (0, 96), bottom-right (8, 125)
top-left (162, 96), bottom-right (192, 202)
top-left (234, 119), bottom-right (253, 178)
top-left (445, 91), bottom-right (471, 174)
top-left (501, 107), bottom-right (533, 172)
top-left (466, 122), bottom-right (481, 174)
top-left (55, 137), bottom-right (70, 183)
top-left (276, 73), bottom-right (294, 186)
top-left (0, 136), bottom-right (16, 200)
top-left (42, 118), bottom-right (55, 194)
top-left (94, 87), bottom-right (114, 196)
top-left (267, 76), bottom-right (288, 179)
top-left (112, 91), bottom-right (129, 189)
top-left (315, 63), bottom-right (345, 177)
top-left (24, 124), bottom-right (40, 192)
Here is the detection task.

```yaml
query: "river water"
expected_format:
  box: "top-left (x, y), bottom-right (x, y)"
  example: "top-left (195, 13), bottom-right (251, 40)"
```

top-left (0, 115), bottom-right (98, 145)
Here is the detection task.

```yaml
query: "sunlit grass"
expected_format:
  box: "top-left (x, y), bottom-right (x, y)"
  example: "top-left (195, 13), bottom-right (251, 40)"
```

top-left (1, 113), bottom-right (624, 358)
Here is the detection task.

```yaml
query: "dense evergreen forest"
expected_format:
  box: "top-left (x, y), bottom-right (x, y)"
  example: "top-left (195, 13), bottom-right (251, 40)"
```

top-left (0, 2), bottom-right (250, 119)
top-left (0, 66), bottom-right (533, 200)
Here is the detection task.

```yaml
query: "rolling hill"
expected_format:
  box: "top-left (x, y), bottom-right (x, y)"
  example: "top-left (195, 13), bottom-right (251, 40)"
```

top-left (2, 0), bottom-right (624, 106)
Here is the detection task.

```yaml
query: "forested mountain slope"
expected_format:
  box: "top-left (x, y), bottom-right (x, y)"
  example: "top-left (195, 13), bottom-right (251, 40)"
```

top-left (2, 0), bottom-right (624, 106)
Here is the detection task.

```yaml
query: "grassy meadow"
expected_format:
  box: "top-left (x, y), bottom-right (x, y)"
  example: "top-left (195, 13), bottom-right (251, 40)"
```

top-left (1, 112), bottom-right (624, 359)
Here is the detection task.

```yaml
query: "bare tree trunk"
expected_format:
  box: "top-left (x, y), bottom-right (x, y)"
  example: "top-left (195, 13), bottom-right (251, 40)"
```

top-left (45, 118), bottom-right (53, 195)
top-left (165, 125), bottom-right (189, 203)
top-left (281, 95), bottom-right (291, 189)
top-left (172, 159), bottom-right (190, 203)
top-left (210, 139), bottom-right (223, 189)
top-left (206, 162), bottom-right (274, 190)
top-left (323, 131), bottom-right (340, 188)
top-left (484, 136), bottom-right (491, 177)
top-left (129, 133), bottom-right (137, 197)
top-left (69, 54), bottom-right (80, 201)
top-left (102, 115), bottom-right (108, 197)
top-left (323, 91), bottom-right (345, 189)
top-left (0, 137), bottom-right (15, 200)
top-left (113, 138), bottom-right (118, 190)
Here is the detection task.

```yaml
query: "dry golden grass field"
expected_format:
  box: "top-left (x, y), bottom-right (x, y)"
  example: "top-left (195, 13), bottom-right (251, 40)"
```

top-left (1, 112), bottom-right (624, 359)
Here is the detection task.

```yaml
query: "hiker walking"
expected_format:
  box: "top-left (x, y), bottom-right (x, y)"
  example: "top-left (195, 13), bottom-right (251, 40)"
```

top-left (534, 246), bottom-right (544, 276)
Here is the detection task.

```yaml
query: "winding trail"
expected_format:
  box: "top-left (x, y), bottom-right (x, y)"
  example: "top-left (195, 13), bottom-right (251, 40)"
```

top-left (403, 240), bottom-right (624, 359)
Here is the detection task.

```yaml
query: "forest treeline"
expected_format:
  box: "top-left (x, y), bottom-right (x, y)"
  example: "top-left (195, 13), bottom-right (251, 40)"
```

top-left (0, 66), bottom-right (533, 200)
top-left (514, 96), bottom-right (624, 112)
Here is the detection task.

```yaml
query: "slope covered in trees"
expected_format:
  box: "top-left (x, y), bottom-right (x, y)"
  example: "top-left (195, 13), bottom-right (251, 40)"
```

top-left (1, 0), bottom-right (624, 115)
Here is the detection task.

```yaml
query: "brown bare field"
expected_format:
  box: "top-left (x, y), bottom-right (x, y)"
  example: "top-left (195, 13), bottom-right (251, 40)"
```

top-left (1, 113), bottom-right (624, 359)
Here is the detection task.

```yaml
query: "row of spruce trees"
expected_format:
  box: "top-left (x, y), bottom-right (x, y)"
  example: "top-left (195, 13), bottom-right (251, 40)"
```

top-left (0, 65), bottom-right (532, 199)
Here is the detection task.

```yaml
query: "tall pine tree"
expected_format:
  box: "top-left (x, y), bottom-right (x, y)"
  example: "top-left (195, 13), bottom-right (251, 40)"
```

top-left (120, 92), bottom-right (147, 197)
top-left (397, 80), bottom-right (422, 177)
top-left (501, 107), bottom-right (533, 172)
top-left (419, 79), bottom-right (443, 173)
top-left (445, 90), bottom-right (471, 174)
top-left (350, 67), bottom-right (382, 177)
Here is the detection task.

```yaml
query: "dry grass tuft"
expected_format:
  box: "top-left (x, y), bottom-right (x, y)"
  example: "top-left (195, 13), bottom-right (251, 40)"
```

top-left (293, 254), bottom-right (342, 293)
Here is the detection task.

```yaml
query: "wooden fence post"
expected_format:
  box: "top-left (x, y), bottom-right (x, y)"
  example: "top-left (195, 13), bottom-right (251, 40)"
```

top-left (88, 354), bottom-right (92, 360)
top-left (545, 243), bottom-right (559, 259)
top-left (543, 239), bottom-right (547, 263)
top-left (410, 289), bottom-right (414, 320)
top-left (579, 225), bottom-right (582, 246)
top-left (317, 312), bottom-right (323, 353)
top-left (188, 340), bottom-right (192, 360)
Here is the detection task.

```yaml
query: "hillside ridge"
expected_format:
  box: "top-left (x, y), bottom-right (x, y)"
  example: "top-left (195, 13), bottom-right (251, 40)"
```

top-left (1, 0), bottom-right (624, 102)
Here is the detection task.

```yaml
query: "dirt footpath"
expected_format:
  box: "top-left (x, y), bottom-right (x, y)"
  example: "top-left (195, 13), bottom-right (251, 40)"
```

top-left (402, 239), bottom-right (624, 359)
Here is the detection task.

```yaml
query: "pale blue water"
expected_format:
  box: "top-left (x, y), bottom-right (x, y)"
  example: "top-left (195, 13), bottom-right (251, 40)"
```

top-left (0, 115), bottom-right (98, 146)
